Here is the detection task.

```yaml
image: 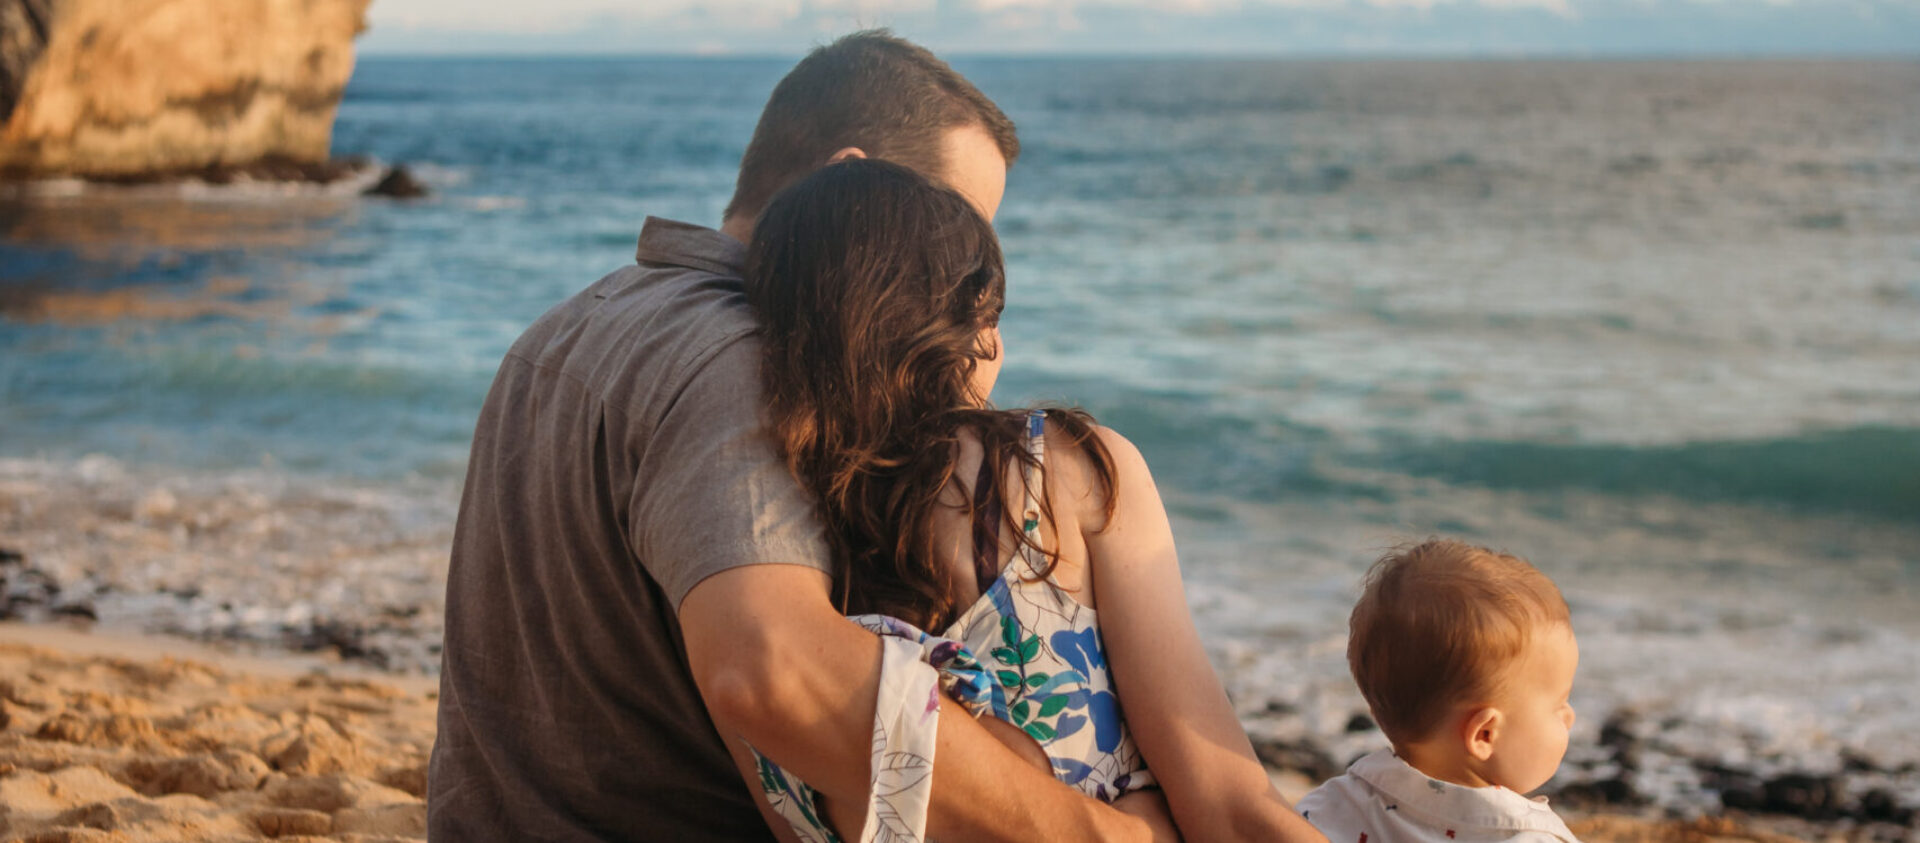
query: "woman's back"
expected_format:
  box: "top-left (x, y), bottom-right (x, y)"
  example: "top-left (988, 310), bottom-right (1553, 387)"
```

top-left (932, 411), bottom-right (1154, 801)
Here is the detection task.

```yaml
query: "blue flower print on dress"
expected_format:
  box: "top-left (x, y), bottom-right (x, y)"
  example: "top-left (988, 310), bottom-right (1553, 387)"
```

top-left (1084, 689), bottom-right (1125, 754)
top-left (1051, 627), bottom-right (1106, 677)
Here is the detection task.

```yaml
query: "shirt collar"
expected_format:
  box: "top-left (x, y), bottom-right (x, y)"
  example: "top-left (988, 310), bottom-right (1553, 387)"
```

top-left (633, 217), bottom-right (746, 277)
top-left (1348, 750), bottom-right (1577, 838)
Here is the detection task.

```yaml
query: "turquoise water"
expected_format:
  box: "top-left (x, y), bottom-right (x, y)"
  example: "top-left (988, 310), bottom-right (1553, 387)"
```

top-left (3, 58), bottom-right (1919, 798)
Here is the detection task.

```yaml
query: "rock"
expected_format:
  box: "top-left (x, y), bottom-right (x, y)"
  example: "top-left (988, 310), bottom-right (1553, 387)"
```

top-left (1551, 775), bottom-right (1638, 809)
top-left (332, 801), bottom-right (425, 837)
top-left (376, 762), bottom-right (426, 798)
top-left (0, 0), bottom-right (52, 120)
top-left (1343, 713), bottom-right (1376, 733)
top-left (132, 488), bottom-right (176, 522)
top-left (0, 766), bottom-right (141, 816)
top-left (14, 829), bottom-right (117, 843)
top-left (48, 598), bottom-right (95, 621)
top-left (0, 0), bottom-right (371, 180)
top-left (289, 619), bottom-right (375, 662)
top-left (1760, 772), bottom-right (1846, 820)
top-left (252, 807), bottom-right (331, 837)
top-left (121, 751), bottom-right (270, 797)
top-left (1855, 788), bottom-right (1912, 826)
top-left (35, 711), bottom-right (165, 750)
top-left (260, 715), bottom-right (368, 776)
top-left (1598, 710), bottom-right (1638, 753)
top-left (364, 165), bottom-right (427, 199)
top-left (1249, 736), bottom-right (1341, 782)
top-left (261, 774), bottom-right (411, 814)
top-left (1, 556), bottom-right (62, 620)
top-left (263, 775), bottom-right (358, 813)
top-left (49, 799), bottom-right (161, 831)
top-left (1703, 765), bottom-right (1767, 813)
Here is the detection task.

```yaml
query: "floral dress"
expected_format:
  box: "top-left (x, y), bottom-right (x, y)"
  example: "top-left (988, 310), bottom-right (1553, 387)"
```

top-left (753, 411), bottom-right (1154, 842)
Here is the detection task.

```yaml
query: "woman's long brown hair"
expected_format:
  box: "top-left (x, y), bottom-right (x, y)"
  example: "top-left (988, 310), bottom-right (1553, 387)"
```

top-left (745, 159), bottom-right (1116, 632)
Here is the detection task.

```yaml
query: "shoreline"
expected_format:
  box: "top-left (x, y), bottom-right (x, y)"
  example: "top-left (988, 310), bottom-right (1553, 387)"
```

top-left (2, 455), bottom-right (1917, 840)
top-left (0, 621), bottom-right (1890, 842)
top-left (0, 157), bottom-right (428, 200)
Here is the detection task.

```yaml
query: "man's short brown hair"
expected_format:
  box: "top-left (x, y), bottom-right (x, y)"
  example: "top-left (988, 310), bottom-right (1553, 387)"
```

top-left (1347, 539), bottom-right (1569, 747)
top-left (723, 30), bottom-right (1019, 224)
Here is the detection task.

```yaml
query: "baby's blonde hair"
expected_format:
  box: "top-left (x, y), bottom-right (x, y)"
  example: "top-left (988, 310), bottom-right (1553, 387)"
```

top-left (1347, 539), bottom-right (1569, 747)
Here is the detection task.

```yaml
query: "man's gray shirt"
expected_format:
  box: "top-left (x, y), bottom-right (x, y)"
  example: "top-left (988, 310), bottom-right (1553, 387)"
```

top-left (428, 218), bottom-right (831, 840)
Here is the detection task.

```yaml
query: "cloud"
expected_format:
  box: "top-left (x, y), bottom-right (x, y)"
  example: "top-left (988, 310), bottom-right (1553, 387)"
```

top-left (360, 0), bottom-right (1920, 54)
top-left (369, 0), bottom-right (1580, 32)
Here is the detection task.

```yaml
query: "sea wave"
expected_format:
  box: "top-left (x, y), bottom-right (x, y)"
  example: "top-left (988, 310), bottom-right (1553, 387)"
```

top-left (1381, 426), bottom-right (1920, 520)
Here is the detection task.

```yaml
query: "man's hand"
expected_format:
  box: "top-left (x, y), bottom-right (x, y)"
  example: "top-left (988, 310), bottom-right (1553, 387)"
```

top-left (680, 564), bottom-right (1156, 842)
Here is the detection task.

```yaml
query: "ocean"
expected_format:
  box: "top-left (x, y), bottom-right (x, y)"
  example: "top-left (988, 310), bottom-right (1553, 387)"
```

top-left (2, 57), bottom-right (1917, 817)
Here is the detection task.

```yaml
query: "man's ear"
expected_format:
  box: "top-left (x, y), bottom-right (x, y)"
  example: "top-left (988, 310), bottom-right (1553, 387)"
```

top-left (826, 147), bottom-right (868, 164)
top-left (1463, 706), bottom-right (1502, 762)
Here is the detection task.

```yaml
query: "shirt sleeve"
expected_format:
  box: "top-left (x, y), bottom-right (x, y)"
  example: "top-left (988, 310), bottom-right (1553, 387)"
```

top-left (629, 333), bottom-right (834, 609)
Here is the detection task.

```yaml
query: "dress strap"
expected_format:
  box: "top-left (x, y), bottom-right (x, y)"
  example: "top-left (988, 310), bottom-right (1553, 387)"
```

top-left (1019, 409), bottom-right (1047, 539)
top-left (970, 411), bottom-right (1050, 590)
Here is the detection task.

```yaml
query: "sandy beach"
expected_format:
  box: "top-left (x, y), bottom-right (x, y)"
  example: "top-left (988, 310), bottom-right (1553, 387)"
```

top-left (0, 622), bottom-right (1892, 842)
top-left (1, 624), bottom-right (433, 842)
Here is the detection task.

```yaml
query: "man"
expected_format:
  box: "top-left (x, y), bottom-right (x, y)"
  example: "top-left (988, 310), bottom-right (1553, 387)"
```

top-left (428, 31), bottom-right (1167, 841)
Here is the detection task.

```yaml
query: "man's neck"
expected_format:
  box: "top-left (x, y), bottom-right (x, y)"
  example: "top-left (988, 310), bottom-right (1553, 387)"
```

top-left (719, 215), bottom-right (753, 245)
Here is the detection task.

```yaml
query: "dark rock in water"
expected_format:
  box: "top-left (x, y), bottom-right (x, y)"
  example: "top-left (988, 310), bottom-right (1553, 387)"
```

top-left (50, 598), bottom-right (97, 621)
top-left (1552, 775), bottom-right (1639, 809)
top-left (365, 165), bottom-right (428, 199)
top-left (1344, 713), bottom-right (1376, 733)
top-left (288, 618), bottom-right (370, 661)
top-left (1857, 788), bottom-right (1914, 825)
top-left (1259, 699), bottom-right (1297, 716)
top-left (89, 154), bottom-right (369, 186)
top-left (1699, 764), bottom-right (1766, 812)
top-left (1, 551), bottom-right (64, 621)
top-left (1841, 749), bottom-right (1882, 773)
top-left (1250, 736), bottom-right (1341, 782)
top-left (1597, 710), bottom-right (1642, 772)
top-left (1761, 772), bottom-right (1847, 820)
top-left (1598, 710), bottom-right (1638, 752)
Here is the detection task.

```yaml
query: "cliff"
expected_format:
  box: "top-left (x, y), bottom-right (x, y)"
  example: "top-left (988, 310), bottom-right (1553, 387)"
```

top-left (0, 0), bottom-right (370, 180)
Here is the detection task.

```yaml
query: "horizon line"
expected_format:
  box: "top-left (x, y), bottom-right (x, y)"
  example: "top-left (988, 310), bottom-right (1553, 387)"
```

top-left (354, 49), bottom-right (1920, 61)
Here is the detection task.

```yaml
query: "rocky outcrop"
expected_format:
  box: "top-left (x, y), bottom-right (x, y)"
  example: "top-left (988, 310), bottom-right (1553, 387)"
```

top-left (0, 0), bottom-right (52, 123)
top-left (0, 0), bottom-right (370, 180)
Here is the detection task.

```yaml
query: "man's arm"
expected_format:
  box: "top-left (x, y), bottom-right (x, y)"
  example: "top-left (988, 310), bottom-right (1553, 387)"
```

top-left (681, 564), bottom-right (1170, 842)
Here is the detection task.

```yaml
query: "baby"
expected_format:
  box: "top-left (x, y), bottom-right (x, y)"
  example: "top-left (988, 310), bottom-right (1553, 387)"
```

top-left (1298, 539), bottom-right (1580, 843)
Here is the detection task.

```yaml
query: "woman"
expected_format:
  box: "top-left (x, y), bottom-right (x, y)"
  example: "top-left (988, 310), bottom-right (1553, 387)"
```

top-left (741, 159), bottom-right (1322, 843)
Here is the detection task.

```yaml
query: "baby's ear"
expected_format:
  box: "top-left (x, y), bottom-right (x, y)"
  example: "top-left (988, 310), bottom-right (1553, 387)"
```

top-left (1462, 706), bottom-right (1502, 762)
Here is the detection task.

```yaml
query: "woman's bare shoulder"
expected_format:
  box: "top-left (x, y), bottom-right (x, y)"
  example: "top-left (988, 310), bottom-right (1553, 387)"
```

top-left (1041, 418), bottom-right (1154, 536)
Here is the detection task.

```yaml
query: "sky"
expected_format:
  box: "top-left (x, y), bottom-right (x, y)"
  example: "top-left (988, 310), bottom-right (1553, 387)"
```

top-left (358, 0), bottom-right (1920, 55)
